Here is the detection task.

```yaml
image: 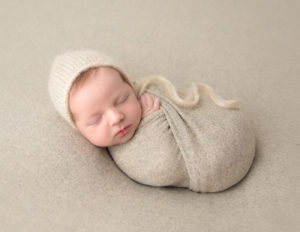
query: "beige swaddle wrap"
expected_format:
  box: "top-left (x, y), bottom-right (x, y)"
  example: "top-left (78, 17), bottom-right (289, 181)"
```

top-left (108, 83), bottom-right (256, 193)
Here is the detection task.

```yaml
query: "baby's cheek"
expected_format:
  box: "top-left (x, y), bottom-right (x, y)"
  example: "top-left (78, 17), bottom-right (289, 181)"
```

top-left (82, 125), bottom-right (106, 147)
top-left (132, 101), bottom-right (142, 120)
top-left (82, 127), bottom-right (99, 145)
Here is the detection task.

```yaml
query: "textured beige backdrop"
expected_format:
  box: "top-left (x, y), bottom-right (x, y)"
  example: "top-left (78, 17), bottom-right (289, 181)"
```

top-left (1, 0), bottom-right (299, 231)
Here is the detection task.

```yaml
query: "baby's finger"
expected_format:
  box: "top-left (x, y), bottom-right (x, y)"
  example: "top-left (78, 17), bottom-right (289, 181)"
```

top-left (140, 94), bottom-right (148, 108)
top-left (145, 93), bottom-right (154, 108)
top-left (153, 98), bottom-right (160, 110)
top-left (139, 96), bottom-right (144, 108)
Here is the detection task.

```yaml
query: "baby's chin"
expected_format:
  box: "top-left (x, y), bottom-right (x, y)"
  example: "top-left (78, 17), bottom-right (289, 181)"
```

top-left (86, 129), bottom-right (135, 148)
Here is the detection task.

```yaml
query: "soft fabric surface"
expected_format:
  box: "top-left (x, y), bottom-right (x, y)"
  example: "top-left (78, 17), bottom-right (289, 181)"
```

top-left (1, 0), bottom-right (299, 231)
top-left (109, 84), bottom-right (256, 192)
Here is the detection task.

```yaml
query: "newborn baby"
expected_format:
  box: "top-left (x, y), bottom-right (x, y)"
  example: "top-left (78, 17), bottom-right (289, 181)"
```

top-left (67, 66), bottom-right (158, 147)
top-left (48, 50), bottom-right (256, 193)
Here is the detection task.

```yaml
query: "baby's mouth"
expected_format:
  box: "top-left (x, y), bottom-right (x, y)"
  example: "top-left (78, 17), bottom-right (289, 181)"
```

top-left (115, 125), bottom-right (131, 137)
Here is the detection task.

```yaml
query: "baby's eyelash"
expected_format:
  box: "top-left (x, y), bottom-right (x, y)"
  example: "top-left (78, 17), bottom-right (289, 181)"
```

top-left (117, 94), bottom-right (129, 104)
top-left (87, 115), bottom-right (102, 126)
top-left (123, 94), bottom-right (129, 101)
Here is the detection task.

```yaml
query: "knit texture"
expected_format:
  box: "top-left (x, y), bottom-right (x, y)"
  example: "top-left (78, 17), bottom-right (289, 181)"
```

top-left (48, 50), bottom-right (129, 128)
top-left (108, 83), bottom-right (256, 192)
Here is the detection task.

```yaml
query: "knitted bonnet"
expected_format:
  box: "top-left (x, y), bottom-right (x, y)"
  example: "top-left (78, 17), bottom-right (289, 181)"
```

top-left (48, 50), bottom-right (132, 128)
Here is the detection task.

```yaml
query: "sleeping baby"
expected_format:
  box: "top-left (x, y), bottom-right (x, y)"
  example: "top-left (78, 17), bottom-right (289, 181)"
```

top-left (48, 50), bottom-right (256, 193)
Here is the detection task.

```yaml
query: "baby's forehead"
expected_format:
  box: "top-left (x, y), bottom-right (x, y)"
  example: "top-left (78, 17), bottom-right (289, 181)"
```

top-left (76, 66), bottom-right (122, 87)
top-left (70, 65), bottom-right (133, 100)
top-left (95, 66), bottom-right (133, 89)
top-left (99, 66), bottom-right (118, 73)
top-left (92, 66), bottom-right (124, 82)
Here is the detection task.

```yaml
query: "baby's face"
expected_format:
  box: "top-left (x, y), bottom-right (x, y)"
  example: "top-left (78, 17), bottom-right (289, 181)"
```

top-left (69, 67), bottom-right (142, 147)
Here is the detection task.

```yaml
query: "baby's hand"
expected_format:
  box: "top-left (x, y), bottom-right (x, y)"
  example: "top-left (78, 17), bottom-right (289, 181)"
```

top-left (139, 93), bottom-right (160, 119)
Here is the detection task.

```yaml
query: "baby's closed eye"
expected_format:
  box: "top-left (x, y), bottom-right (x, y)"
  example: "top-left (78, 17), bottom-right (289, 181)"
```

top-left (87, 115), bottom-right (103, 126)
top-left (116, 94), bottom-right (129, 105)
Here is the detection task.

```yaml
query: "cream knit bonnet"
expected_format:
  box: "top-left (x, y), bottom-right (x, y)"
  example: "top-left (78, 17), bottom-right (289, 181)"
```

top-left (48, 50), bottom-right (132, 128)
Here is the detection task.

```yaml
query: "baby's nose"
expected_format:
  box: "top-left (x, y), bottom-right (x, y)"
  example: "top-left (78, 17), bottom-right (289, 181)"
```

top-left (107, 108), bottom-right (124, 125)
